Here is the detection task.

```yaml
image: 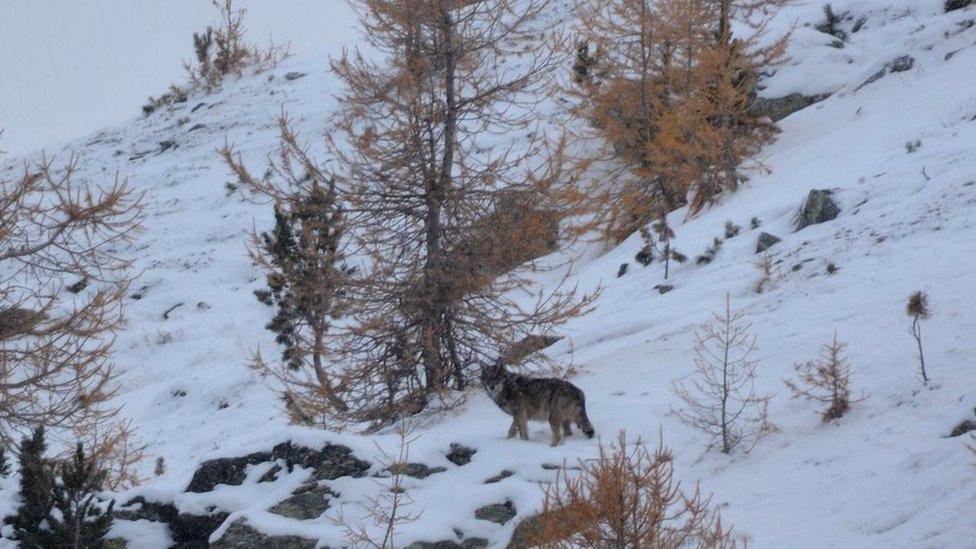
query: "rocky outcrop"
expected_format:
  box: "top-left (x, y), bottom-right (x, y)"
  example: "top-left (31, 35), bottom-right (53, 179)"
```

top-left (114, 497), bottom-right (229, 549)
top-left (446, 443), bottom-right (477, 466)
top-left (387, 462), bottom-right (447, 479)
top-left (210, 519), bottom-right (317, 549)
top-left (268, 484), bottom-right (338, 520)
top-left (748, 93), bottom-right (830, 122)
top-left (756, 232), bottom-right (782, 253)
top-left (795, 189), bottom-right (841, 230)
top-left (474, 500), bottom-right (517, 525)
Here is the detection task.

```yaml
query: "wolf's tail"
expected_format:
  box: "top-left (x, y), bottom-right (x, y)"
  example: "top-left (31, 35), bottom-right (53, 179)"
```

top-left (577, 399), bottom-right (595, 439)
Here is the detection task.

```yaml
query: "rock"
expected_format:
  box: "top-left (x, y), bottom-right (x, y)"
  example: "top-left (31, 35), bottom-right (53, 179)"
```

top-left (158, 140), bottom-right (178, 153)
top-left (188, 123), bottom-right (207, 132)
top-left (211, 519), bottom-right (317, 549)
top-left (387, 462), bottom-right (447, 479)
top-left (191, 102), bottom-right (207, 113)
top-left (506, 515), bottom-right (544, 549)
top-left (284, 71), bottom-right (307, 81)
top-left (949, 419), bottom-right (976, 437)
top-left (257, 464), bottom-right (282, 483)
top-left (858, 56), bottom-right (916, 89)
top-left (654, 284), bottom-right (674, 294)
top-left (484, 469), bottom-right (515, 484)
top-left (271, 441), bottom-right (371, 481)
top-left (474, 500), bottom-right (517, 525)
top-left (268, 484), bottom-right (337, 520)
top-left (946, 0), bottom-right (975, 11)
top-left (185, 451), bottom-right (272, 492)
top-left (114, 497), bottom-right (229, 548)
top-left (446, 443), bottom-right (477, 466)
top-left (889, 55), bottom-right (915, 73)
top-left (748, 93), bottom-right (830, 122)
top-left (795, 189), bottom-right (841, 230)
top-left (104, 539), bottom-right (128, 549)
top-left (617, 263), bottom-right (629, 277)
top-left (67, 278), bottom-right (88, 293)
top-left (406, 539), bottom-right (489, 549)
top-left (756, 232), bottom-right (782, 253)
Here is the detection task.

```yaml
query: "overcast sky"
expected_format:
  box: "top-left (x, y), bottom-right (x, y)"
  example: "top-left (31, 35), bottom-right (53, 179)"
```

top-left (0, 0), bottom-right (356, 155)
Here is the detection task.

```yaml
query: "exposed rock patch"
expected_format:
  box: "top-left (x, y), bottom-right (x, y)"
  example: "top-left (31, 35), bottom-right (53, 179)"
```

top-left (795, 189), bottom-right (841, 230)
top-left (268, 484), bottom-right (338, 520)
top-left (211, 519), bottom-right (317, 549)
top-left (756, 232), bottom-right (782, 253)
top-left (387, 462), bottom-right (447, 479)
top-left (475, 500), bottom-right (517, 525)
top-left (748, 93), bottom-right (830, 122)
top-left (446, 443), bottom-right (477, 466)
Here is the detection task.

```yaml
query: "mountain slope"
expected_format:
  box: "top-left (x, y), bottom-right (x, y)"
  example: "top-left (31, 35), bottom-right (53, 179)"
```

top-left (2, 0), bottom-right (976, 547)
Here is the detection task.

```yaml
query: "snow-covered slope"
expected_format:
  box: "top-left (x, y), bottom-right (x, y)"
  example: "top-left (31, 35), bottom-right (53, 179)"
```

top-left (3, 0), bottom-right (976, 547)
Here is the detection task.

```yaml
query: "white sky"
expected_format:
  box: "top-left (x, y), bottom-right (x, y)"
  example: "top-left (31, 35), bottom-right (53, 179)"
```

top-left (0, 0), bottom-right (356, 155)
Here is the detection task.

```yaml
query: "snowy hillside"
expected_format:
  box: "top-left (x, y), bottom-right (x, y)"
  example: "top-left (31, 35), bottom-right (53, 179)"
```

top-left (3, 0), bottom-right (976, 547)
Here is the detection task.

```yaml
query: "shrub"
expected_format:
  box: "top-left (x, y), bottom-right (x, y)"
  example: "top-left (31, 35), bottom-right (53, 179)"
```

top-left (527, 431), bottom-right (740, 547)
top-left (785, 333), bottom-right (866, 421)
top-left (4, 427), bottom-right (53, 545)
top-left (44, 443), bottom-right (116, 548)
top-left (185, 0), bottom-right (288, 91)
top-left (906, 290), bottom-right (931, 383)
top-left (696, 237), bottom-right (724, 265)
top-left (815, 4), bottom-right (848, 41)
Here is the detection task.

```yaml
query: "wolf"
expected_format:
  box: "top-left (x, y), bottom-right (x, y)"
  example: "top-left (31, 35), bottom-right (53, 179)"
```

top-left (481, 360), bottom-right (595, 446)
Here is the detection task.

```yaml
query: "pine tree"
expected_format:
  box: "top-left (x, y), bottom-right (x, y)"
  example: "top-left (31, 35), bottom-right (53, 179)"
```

top-left (41, 443), bottom-right (115, 549)
top-left (0, 445), bottom-right (9, 477)
top-left (5, 427), bottom-right (54, 545)
top-left (223, 115), bottom-right (352, 423)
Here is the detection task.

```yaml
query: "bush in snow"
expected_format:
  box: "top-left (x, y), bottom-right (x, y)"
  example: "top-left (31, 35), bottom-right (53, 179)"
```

top-left (4, 427), bottom-right (53, 545)
top-left (906, 290), bottom-right (932, 383)
top-left (815, 4), bottom-right (848, 41)
top-left (527, 431), bottom-right (741, 547)
top-left (724, 220), bottom-right (741, 239)
top-left (672, 295), bottom-right (773, 454)
top-left (637, 214), bottom-right (687, 279)
top-left (696, 237), bottom-right (724, 265)
top-left (785, 333), bottom-right (866, 421)
top-left (185, 0), bottom-right (288, 91)
top-left (753, 253), bottom-right (787, 294)
top-left (44, 443), bottom-right (116, 548)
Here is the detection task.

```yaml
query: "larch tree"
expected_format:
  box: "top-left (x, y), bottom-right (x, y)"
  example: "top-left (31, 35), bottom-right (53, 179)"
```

top-left (0, 133), bottom-right (143, 475)
top-left (325, 0), bottom-right (597, 426)
top-left (568, 0), bottom-right (790, 242)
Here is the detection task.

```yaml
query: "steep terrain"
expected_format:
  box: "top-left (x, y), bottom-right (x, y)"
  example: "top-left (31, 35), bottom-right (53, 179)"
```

top-left (2, 0), bottom-right (976, 547)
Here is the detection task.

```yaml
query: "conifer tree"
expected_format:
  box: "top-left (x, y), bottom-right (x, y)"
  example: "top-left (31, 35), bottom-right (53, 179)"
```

top-left (0, 445), bottom-right (9, 477)
top-left (223, 115), bottom-right (352, 423)
top-left (322, 0), bottom-right (597, 424)
top-left (569, 0), bottom-right (791, 240)
top-left (5, 427), bottom-right (54, 545)
top-left (42, 443), bottom-right (115, 549)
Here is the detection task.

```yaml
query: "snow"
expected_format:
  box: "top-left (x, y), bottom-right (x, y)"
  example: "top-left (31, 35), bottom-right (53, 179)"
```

top-left (3, 0), bottom-right (976, 547)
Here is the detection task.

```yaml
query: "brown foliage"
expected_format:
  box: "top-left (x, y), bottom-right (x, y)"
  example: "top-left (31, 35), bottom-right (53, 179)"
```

top-left (0, 136), bottom-right (143, 486)
top-left (527, 431), bottom-right (741, 548)
top-left (906, 290), bottom-right (931, 383)
top-left (672, 294), bottom-right (773, 454)
top-left (568, 0), bottom-right (791, 241)
top-left (784, 333), bottom-right (866, 422)
top-left (319, 0), bottom-right (599, 427)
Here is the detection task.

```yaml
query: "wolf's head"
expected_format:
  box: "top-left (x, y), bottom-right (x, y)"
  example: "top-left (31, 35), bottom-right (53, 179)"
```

top-left (480, 360), bottom-right (507, 396)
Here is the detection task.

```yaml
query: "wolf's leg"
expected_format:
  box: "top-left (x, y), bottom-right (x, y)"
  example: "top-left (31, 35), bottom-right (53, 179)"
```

top-left (549, 415), bottom-right (562, 447)
top-left (507, 417), bottom-right (519, 439)
top-left (517, 409), bottom-right (530, 441)
top-left (562, 420), bottom-right (572, 436)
